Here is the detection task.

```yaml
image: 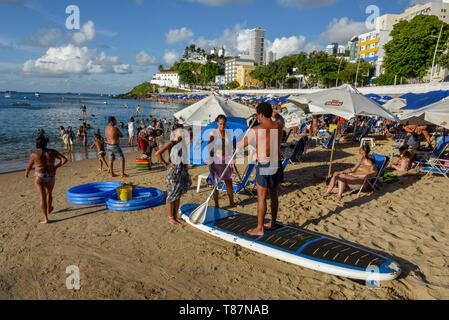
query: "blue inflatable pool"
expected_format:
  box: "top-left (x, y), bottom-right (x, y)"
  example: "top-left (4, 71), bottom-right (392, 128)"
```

top-left (67, 182), bottom-right (123, 205)
top-left (106, 188), bottom-right (164, 212)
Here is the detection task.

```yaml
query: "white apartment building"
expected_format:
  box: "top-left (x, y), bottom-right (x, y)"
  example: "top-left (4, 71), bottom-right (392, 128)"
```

top-left (265, 50), bottom-right (277, 65)
top-left (250, 27), bottom-right (265, 66)
top-left (376, 0), bottom-right (449, 32)
top-left (150, 72), bottom-right (180, 88)
top-left (356, 30), bottom-right (392, 77)
top-left (225, 57), bottom-right (254, 84)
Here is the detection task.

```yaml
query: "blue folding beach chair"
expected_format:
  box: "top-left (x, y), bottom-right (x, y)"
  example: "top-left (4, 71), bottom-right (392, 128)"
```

top-left (318, 132), bottom-right (335, 149)
top-left (219, 162), bottom-right (257, 199)
top-left (414, 136), bottom-right (449, 164)
top-left (284, 137), bottom-right (308, 163)
top-left (282, 129), bottom-right (293, 143)
top-left (350, 153), bottom-right (391, 197)
top-left (419, 159), bottom-right (449, 181)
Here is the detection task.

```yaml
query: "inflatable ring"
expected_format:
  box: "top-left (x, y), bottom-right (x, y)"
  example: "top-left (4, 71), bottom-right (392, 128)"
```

top-left (106, 188), bottom-right (164, 212)
top-left (67, 182), bottom-right (123, 205)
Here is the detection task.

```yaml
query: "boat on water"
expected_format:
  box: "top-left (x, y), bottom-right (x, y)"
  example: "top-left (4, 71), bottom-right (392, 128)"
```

top-left (35, 92), bottom-right (40, 98)
top-left (4, 92), bottom-right (12, 98)
top-left (103, 101), bottom-right (108, 105)
top-left (11, 102), bottom-right (31, 107)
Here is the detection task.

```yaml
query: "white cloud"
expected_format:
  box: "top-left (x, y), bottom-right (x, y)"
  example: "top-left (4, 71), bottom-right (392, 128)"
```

top-left (135, 50), bottom-right (159, 66)
top-left (163, 50), bottom-right (180, 67)
top-left (193, 23), bottom-right (250, 56)
top-left (27, 28), bottom-right (62, 47)
top-left (22, 44), bottom-right (132, 76)
top-left (70, 21), bottom-right (96, 46)
top-left (0, 0), bottom-right (25, 5)
top-left (321, 17), bottom-right (369, 44)
top-left (165, 27), bottom-right (194, 44)
top-left (266, 35), bottom-right (322, 58)
top-left (187, 0), bottom-right (252, 6)
top-left (277, 0), bottom-right (338, 8)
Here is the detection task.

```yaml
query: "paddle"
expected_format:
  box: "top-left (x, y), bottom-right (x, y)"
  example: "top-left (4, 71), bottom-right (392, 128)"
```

top-left (189, 123), bottom-right (255, 225)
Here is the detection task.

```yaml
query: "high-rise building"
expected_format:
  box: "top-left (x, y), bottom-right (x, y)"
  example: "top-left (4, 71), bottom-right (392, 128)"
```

top-left (325, 43), bottom-right (338, 55)
top-left (264, 50), bottom-right (277, 65)
top-left (356, 30), bottom-right (392, 77)
top-left (250, 27), bottom-right (265, 66)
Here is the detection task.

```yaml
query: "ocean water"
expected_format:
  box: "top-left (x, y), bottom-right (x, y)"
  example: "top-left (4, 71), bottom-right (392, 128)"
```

top-left (0, 92), bottom-right (185, 173)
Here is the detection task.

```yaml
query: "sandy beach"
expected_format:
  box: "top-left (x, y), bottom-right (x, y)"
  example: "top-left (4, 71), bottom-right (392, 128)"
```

top-left (1, 136), bottom-right (449, 300)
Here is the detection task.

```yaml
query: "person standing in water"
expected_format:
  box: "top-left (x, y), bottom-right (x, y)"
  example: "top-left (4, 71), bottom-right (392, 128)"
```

top-left (25, 136), bottom-right (68, 224)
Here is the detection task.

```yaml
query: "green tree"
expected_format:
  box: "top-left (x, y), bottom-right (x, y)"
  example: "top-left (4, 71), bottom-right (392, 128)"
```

top-left (226, 81), bottom-right (240, 90)
top-left (384, 15), bottom-right (449, 79)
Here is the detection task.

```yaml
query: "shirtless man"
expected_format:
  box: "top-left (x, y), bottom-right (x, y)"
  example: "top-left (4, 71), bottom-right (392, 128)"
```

top-left (403, 125), bottom-right (432, 149)
top-left (105, 116), bottom-right (128, 178)
top-left (25, 136), bottom-right (68, 224)
top-left (238, 102), bottom-right (284, 236)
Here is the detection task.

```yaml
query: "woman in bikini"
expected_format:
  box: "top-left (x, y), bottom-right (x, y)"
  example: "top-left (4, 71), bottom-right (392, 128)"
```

top-left (207, 115), bottom-right (242, 209)
top-left (25, 136), bottom-right (68, 224)
top-left (323, 145), bottom-right (378, 201)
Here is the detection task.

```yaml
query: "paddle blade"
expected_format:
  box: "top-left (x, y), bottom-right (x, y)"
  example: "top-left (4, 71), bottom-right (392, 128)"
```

top-left (189, 203), bottom-right (208, 225)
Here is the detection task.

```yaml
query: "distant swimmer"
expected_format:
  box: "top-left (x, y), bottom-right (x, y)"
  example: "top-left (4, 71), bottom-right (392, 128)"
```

top-left (124, 104), bottom-right (129, 109)
top-left (136, 104), bottom-right (141, 115)
top-left (62, 96), bottom-right (65, 103)
top-left (25, 135), bottom-right (68, 224)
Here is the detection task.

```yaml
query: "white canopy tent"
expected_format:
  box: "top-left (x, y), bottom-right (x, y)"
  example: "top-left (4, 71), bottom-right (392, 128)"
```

top-left (174, 95), bottom-right (255, 126)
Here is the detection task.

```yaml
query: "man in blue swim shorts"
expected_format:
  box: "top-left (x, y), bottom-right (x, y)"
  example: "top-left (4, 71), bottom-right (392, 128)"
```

top-left (238, 102), bottom-right (285, 236)
top-left (105, 116), bottom-right (128, 178)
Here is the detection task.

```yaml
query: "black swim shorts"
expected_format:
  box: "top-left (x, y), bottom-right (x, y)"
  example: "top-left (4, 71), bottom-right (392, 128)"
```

top-left (256, 161), bottom-right (284, 189)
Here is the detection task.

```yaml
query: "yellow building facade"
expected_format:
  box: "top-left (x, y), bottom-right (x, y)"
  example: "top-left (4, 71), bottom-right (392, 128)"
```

top-left (236, 65), bottom-right (261, 88)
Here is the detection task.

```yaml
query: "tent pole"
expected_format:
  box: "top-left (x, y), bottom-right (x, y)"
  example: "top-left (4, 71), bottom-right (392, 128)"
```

top-left (327, 129), bottom-right (338, 179)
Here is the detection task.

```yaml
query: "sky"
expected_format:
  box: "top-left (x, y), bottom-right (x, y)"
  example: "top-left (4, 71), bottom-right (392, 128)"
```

top-left (0, 0), bottom-right (440, 94)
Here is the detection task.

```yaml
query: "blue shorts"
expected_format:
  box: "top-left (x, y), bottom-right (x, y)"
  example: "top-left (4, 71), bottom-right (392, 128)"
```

top-left (256, 161), bottom-right (284, 189)
top-left (105, 144), bottom-right (125, 162)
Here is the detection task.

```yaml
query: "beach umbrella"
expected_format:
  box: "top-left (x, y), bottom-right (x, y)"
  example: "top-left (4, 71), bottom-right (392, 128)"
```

top-left (174, 95), bottom-right (255, 126)
top-left (289, 84), bottom-right (397, 121)
top-left (399, 98), bottom-right (449, 130)
top-left (281, 103), bottom-right (313, 129)
top-left (290, 84), bottom-right (398, 180)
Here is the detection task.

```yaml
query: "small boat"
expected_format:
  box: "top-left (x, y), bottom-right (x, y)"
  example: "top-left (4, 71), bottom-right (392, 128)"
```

top-left (35, 92), bottom-right (40, 98)
top-left (4, 92), bottom-right (12, 98)
top-left (11, 102), bottom-right (31, 106)
top-left (103, 101), bottom-right (108, 105)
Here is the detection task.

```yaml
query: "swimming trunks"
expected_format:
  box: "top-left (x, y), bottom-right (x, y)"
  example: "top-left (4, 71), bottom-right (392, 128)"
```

top-left (98, 151), bottom-right (106, 157)
top-left (105, 144), bottom-right (125, 162)
top-left (256, 161), bottom-right (284, 189)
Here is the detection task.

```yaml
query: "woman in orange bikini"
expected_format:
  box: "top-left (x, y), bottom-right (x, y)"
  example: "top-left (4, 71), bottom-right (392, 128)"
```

top-left (323, 145), bottom-right (378, 201)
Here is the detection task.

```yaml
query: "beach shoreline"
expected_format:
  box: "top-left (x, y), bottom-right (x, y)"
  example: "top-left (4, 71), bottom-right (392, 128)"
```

top-left (1, 137), bottom-right (449, 300)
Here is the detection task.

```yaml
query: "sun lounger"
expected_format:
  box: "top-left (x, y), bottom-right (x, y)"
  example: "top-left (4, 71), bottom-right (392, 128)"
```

top-left (351, 153), bottom-right (391, 197)
top-left (282, 129), bottom-right (293, 143)
top-left (318, 132), bottom-right (335, 149)
top-left (414, 136), bottom-right (449, 163)
top-left (419, 158), bottom-right (449, 180)
top-left (218, 162), bottom-right (257, 199)
top-left (283, 137), bottom-right (308, 163)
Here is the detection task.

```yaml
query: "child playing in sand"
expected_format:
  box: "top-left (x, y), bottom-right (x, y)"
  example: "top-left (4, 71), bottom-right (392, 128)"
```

top-left (90, 133), bottom-right (110, 172)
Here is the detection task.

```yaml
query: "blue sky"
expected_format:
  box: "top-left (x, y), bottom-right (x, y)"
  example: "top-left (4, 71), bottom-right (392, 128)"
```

top-left (0, 0), bottom-right (431, 93)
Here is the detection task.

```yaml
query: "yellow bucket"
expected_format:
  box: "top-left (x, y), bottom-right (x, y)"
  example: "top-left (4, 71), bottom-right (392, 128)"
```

top-left (117, 185), bottom-right (133, 201)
